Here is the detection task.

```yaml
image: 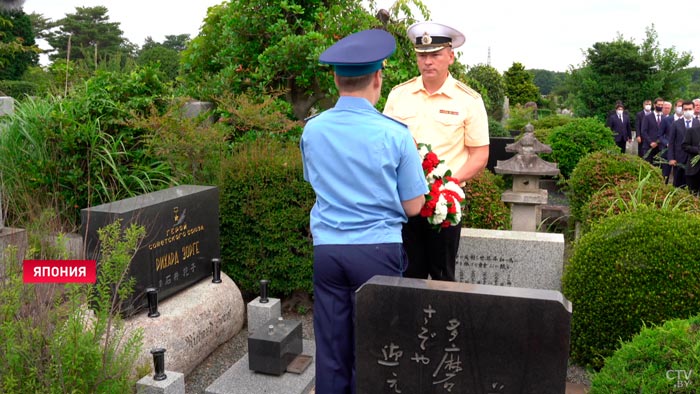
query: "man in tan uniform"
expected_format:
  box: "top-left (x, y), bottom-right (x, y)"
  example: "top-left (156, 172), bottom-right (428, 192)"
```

top-left (384, 21), bottom-right (489, 281)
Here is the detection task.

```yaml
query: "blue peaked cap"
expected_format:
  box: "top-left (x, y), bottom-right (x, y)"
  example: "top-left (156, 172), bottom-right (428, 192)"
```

top-left (319, 29), bottom-right (396, 77)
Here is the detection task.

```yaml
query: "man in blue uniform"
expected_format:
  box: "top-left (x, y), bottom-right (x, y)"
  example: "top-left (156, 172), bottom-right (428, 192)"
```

top-left (300, 29), bottom-right (428, 394)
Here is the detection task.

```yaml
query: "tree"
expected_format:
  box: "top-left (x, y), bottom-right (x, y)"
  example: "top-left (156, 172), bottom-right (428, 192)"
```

top-left (44, 6), bottom-right (132, 64)
top-left (528, 69), bottom-right (566, 96)
top-left (467, 63), bottom-right (505, 120)
top-left (568, 26), bottom-right (692, 120)
top-left (504, 62), bottom-right (540, 106)
top-left (181, 0), bottom-right (436, 120)
top-left (137, 35), bottom-right (190, 81)
top-left (0, 8), bottom-right (39, 80)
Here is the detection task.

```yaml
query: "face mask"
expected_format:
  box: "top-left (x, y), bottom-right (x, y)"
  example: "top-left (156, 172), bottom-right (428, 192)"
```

top-left (616, 110), bottom-right (623, 116)
top-left (676, 106), bottom-right (683, 115)
top-left (644, 104), bottom-right (651, 111)
top-left (655, 106), bottom-right (663, 112)
top-left (684, 110), bottom-right (694, 119)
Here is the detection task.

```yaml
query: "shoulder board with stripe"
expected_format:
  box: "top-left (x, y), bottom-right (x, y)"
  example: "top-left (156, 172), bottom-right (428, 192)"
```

top-left (379, 112), bottom-right (408, 128)
top-left (390, 76), bottom-right (418, 92)
top-left (455, 80), bottom-right (482, 99)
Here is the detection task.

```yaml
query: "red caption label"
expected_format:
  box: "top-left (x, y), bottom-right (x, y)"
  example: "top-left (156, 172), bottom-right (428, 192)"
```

top-left (23, 260), bottom-right (97, 283)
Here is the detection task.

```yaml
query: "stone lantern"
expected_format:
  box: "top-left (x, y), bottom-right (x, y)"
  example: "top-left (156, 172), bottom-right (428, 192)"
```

top-left (494, 124), bottom-right (560, 231)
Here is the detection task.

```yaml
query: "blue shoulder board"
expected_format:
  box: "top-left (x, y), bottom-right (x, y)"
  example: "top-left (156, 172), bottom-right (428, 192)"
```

top-left (379, 112), bottom-right (408, 128)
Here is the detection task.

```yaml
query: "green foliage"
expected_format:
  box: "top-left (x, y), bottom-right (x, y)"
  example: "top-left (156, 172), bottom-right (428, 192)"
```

top-left (569, 26), bottom-right (692, 120)
top-left (563, 208), bottom-right (700, 369)
top-left (462, 170), bottom-right (510, 230)
top-left (530, 114), bottom-right (573, 142)
top-left (181, 0), bottom-right (434, 119)
top-left (0, 65), bottom-right (175, 229)
top-left (529, 68), bottom-right (566, 96)
top-left (545, 117), bottom-right (618, 179)
top-left (505, 104), bottom-right (535, 133)
top-left (0, 218), bottom-right (145, 393)
top-left (0, 79), bottom-right (36, 97)
top-left (503, 62), bottom-right (540, 105)
top-left (137, 44), bottom-right (180, 81)
top-left (567, 150), bottom-right (661, 222)
top-left (0, 9), bottom-right (39, 80)
top-left (134, 99), bottom-right (229, 185)
top-left (468, 64), bottom-right (506, 120)
top-left (213, 92), bottom-right (303, 142)
top-left (581, 175), bottom-right (700, 234)
top-left (218, 136), bottom-right (315, 297)
top-left (590, 314), bottom-right (700, 393)
top-left (45, 6), bottom-right (133, 63)
top-left (488, 117), bottom-right (508, 137)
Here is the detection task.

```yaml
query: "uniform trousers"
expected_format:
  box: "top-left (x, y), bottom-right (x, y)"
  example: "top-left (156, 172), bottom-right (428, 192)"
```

top-left (313, 243), bottom-right (406, 394)
top-left (401, 215), bottom-right (461, 281)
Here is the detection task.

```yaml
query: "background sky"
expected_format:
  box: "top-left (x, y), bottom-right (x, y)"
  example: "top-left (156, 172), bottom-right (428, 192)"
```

top-left (23, 0), bottom-right (698, 73)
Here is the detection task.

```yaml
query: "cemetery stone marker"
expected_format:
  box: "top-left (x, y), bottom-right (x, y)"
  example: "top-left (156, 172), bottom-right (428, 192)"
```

top-left (81, 185), bottom-right (219, 316)
top-left (456, 228), bottom-right (564, 291)
top-left (356, 275), bottom-right (571, 394)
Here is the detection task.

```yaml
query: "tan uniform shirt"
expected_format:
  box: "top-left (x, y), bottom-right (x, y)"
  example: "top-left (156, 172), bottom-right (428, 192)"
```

top-left (383, 74), bottom-right (489, 174)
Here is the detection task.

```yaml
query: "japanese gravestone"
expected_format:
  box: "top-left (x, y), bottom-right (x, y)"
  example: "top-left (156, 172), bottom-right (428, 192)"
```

top-left (81, 185), bottom-right (219, 316)
top-left (356, 275), bottom-right (571, 394)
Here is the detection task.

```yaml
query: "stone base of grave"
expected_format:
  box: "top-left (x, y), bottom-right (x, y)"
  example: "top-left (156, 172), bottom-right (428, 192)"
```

top-left (124, 273), bottom-right (245, 376)
top-left (566, 382), bottom-right (590, 394)
top-left (205, 340), bottom-right (315, 394)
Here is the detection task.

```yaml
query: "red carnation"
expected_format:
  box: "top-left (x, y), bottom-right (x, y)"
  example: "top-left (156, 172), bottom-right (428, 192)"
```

top-left (422, 152), bottom-right (440, 172)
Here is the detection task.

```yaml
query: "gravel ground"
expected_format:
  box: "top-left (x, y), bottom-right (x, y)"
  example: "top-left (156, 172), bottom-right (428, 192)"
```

top-left (184, 293), bottom-right (590, 393)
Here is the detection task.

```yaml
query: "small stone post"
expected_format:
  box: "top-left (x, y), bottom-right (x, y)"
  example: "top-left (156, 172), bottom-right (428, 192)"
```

top-left (494, 124), bottom-right (560, 231)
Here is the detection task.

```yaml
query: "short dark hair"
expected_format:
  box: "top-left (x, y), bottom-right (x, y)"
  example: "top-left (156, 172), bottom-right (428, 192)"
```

top-left (683, 100), bottom-right (694, 108)
top-left (336, 72), bottom-right (375, 92)
top-left (654, 97), bottom-right (664, 105)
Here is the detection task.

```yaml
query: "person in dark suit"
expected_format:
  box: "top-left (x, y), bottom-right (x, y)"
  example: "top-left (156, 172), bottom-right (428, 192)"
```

top-left (635, 100), bottom-right (652, 158)
top-left (682, 122), bottom-right (700, 195)
top-left (669, 101), bottom-right (698, 187)
top-left (606, 101), bottom-right (632, 153)
top-left (641, 97), bottom-right (666, 165)
top-left (658, 101), bottom-right (675, 182)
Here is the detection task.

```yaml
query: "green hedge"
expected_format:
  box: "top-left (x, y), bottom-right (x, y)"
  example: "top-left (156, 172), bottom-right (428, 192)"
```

top-left (591, 314), bottom-right (700, 393)
top-left (544, 117), bottom-right (617, 178)
top-left (218, 137), bottom-right (315, 297)
top-left (0, 80), bottom-right (37, 98)
top-left (562, 208), bottom-right (700, 368)
top-left (567, 150), bottom-right (661, 223)
top-left (581, 179), bottom-right (700, 234)
top-left (462, 169), bottom-right (510, 230)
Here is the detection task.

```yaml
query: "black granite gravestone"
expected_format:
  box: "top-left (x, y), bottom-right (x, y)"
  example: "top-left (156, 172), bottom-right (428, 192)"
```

top-left (248, 317), bottom-right (303, 376)
top-left (355, 275), bottom-right (571, 394)
top-left (81, 185), bottom-right (219, 316)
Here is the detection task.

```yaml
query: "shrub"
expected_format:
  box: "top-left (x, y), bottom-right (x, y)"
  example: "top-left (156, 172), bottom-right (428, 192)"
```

top-left (462, 170), bottom-right (510, 230)
top-left (567, 150), bottom-right (661, 222)
top-left (544, 117), bottom-right (617, 178)
top-left (0, 80), bottom-right (37, 98)
top-left (581, 175), bottom-right (700, 234)
top-left (531, 114), bottom-right (574, 130)
top-left (505, 104), bottom-right (535, 133)
top-left (488, 117), bottom-right (508, 137)
top-left (218, 136), bottom-right (315, 298)
top-left (562, 208), bottom-right (700, 369)
top-left (590, 314), bottom-right (700, 393)
top-left (0, 218), bottom-right (145, 393)
top-left (0, 66), bottom-right (176, 229)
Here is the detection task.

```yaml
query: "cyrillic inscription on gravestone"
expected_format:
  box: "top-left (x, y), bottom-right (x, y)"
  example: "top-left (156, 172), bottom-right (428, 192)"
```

top-left (81, 185), bottom-right (219, 316)
top-left (355, 276), bottom-right (572, 394)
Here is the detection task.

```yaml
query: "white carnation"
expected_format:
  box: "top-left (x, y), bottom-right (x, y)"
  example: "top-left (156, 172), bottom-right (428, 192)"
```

top-left (418, 145), bottom-right (430, 159)
top-left (430, 163), bottom-right (450, 179)
top-left (428, 194), bottom-right (448, 224)
top-left (444, 181), bottom-right (466, 199)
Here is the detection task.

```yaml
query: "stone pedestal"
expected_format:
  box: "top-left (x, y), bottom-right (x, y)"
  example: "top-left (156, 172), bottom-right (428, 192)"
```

top-left (247, 297), bottom-right (281, 335)
top-left (205, 340), bottom-right (316, 394)
top-left (123, 272), bottom-right (245, 375)
top-left (136, 371), bottom-right (185, 394)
